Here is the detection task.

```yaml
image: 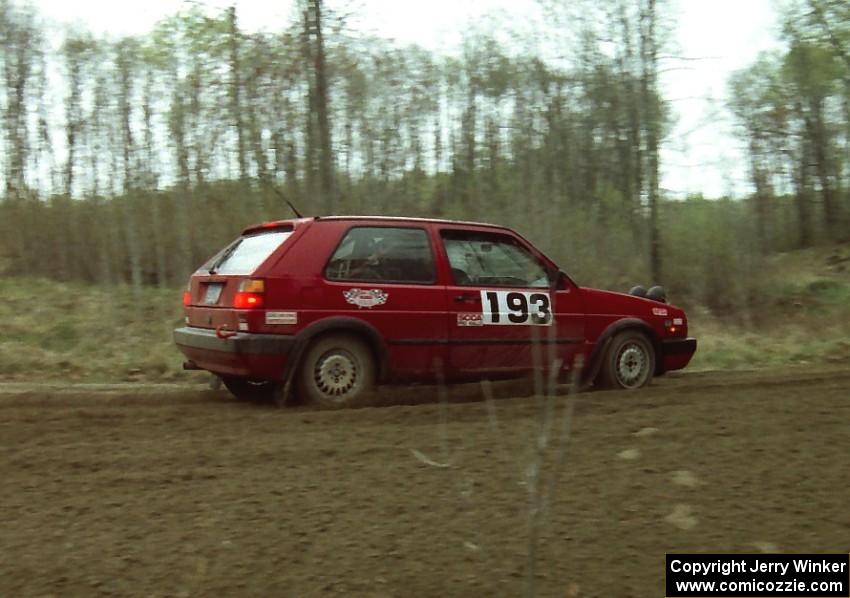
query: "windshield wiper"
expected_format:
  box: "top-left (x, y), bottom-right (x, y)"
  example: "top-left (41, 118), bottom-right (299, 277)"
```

top-left (207, 240), bottom-right (241, 275)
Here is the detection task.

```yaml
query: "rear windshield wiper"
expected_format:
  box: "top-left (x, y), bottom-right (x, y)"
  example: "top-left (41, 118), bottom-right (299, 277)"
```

top-left (207, 240), bottom-right (241, 275)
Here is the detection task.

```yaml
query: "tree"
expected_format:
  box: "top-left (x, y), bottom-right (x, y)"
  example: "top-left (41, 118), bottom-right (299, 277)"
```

top-left (227, 6), bottom-right (247, 181)
top-left (303, 0), bottom-right (334, 213)
top-left (729, 54), bottom-right (788, 251)
top-left (0, 0), bottom-right (41, 196)
top-left (640, 0), bottom-right (662, 284)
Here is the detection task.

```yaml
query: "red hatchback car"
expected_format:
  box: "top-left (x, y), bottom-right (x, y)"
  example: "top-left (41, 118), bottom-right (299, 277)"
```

top-left (174, 216), bottom-right (696, 406)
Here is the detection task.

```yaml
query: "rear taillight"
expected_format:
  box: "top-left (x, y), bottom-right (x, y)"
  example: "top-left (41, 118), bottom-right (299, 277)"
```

top-left (234, 293), bottom-right (264, 309)
top-left (234, 279), bottom-right (265, 309)
top-left (182, 290), bottom-right (191, 306)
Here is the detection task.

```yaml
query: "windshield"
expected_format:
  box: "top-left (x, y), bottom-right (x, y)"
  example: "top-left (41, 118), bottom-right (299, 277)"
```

top-left (205, 230), bottom-right (293, 275)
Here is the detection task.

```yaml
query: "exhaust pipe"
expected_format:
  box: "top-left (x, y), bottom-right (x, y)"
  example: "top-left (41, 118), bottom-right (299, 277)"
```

top-left (182, 360), bottom-right (201, 371)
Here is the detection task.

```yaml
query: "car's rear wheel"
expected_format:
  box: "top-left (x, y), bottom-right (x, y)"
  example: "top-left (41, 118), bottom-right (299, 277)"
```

top-left (599, 331), bottom-right (655, 390)
top-left (221, 376), bottom-right (281, 402)
top-left (298, 334), bottom-right (376, 407)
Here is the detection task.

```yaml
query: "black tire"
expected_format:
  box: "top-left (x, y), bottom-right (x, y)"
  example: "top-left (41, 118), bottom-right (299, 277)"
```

top-left (297, 334), bottom-right (376, 407)
top-left (599, 331), bottom-right (655, 390)
top-left (221, 376), bottom-right (281, 402)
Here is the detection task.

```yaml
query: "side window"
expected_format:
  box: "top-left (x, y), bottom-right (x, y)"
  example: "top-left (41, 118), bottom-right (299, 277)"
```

top-left (325, 227), bottom-right (436, 284)
top-left (441, 230), bottom-right (550, 288)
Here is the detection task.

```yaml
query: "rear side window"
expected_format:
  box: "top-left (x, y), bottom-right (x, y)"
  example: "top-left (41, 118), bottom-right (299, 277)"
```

top-left (325, 227), bottom-right (435, 284)
top-left (205, 230), bottom-right (293, 275)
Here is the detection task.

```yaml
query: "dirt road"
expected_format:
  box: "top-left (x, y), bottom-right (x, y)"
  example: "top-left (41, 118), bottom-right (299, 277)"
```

top-left (1, 367), bottom-right (849, 597)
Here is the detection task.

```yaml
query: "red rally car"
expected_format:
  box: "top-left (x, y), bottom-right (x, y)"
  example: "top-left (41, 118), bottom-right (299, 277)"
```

top-left (174, 216), bottom-right (696, 406)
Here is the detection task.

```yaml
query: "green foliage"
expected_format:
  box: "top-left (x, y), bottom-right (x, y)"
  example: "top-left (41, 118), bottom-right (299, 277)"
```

top-left (0, 277), bottom-right (186, 381)
top-left (784, 42), bottom-right (842, 98)
top-left (729, 0), bottom-right (850, 249)
top-left (662, 198), bottom-right (764, 311)
top-left (0, 177), bottom-right (789, 318)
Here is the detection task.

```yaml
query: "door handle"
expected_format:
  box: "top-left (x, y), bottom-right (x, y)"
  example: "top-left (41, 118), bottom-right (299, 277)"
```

top-left (454, 293), bottom-right (478, 303)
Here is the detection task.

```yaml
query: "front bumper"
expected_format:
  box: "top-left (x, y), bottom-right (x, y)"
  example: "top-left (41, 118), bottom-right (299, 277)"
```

top-left (659, 337), bottom-right (697, 373)
top-left (661, 337), bottom-right (697, 356)
top-left (174, 327), bottom-right (295, 379)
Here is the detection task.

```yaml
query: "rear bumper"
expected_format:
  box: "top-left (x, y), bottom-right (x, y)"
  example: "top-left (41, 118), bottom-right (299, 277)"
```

top-left (173, 327), bottom-right (295, 379)
top-left (174, 327), bottom-right (295, 354)
top-left (660, 337), bottom-right (697, 373)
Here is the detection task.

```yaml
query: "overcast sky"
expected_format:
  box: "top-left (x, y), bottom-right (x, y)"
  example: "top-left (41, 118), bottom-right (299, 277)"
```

top-left (31, 0), bottom-right (785, 198)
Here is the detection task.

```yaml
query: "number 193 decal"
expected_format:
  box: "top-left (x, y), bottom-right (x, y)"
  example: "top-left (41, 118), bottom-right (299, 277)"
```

top-left (480, 290), bottom-right (553, 326)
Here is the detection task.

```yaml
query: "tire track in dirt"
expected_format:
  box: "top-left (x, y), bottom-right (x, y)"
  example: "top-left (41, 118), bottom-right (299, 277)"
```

top-left (2, 364), bottom-right (848, 409)
top-left (1, 367), bottom-right (848, 597)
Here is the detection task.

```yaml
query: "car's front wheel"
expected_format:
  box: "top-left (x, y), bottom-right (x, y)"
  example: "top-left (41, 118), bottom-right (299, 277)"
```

top-left (221, 376), bottom-right (281, 402)
top-left (599, 331), bottom-right (655, 390)
top-left (298, 334), bottom-right (376, 407)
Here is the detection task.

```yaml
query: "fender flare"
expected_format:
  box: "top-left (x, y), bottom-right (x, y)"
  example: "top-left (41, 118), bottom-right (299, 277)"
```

top-left (278, 317), bottom-right (390, 404)
top-left (583, 318), bottom-right (662, 384)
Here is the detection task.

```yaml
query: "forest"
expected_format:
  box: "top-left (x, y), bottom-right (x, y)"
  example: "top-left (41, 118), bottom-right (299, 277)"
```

top-left (2, 4), bottom-right (849, 595)
top-left (0, 0), bottom-right (848, 315)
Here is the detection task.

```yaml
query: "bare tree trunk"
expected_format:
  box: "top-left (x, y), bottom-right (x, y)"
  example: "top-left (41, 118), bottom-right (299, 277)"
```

top-left (170, 77), bottom-right (193, 280)
top-left (640, 0), bottom-right (662, 283)
top-left (228, 6), bottom-right (247, 181)
top-left (806, 0), bottom-right (850, 234)
top-left (142, 68), bottom-right (167, 287)
top-left (116, 41), bottom-right (142, 295)
top-left (794, 122), bottom-right (814, 247)
top-left (301, 6), bottom-right (318, 205)
top-left (92, 72), bottom-right (114, 284)
top-left (1, 4), bottom-right (40, 197)
top-left (308, 0), bottom-right (334, 213)
top-left (748, 138), bottom-right (771, 254)
top-left (617, 0), bottom-right (644, 243)
top-left (807, 99), bottom-right (838, 237)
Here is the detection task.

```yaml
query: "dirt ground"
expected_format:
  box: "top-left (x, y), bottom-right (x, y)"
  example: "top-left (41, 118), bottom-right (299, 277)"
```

top-left (1, 367), bottom-right (849, 597)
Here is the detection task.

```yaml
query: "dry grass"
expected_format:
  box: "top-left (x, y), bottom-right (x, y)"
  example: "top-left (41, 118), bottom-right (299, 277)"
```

top-left (0, 277), bottom-right (186, 382)
top-left (686, 241), bottom-right (850, 371)
top-left (689, 317), bottom-right (850, 371)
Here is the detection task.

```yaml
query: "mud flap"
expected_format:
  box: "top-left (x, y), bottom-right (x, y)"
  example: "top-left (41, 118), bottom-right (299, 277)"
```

top-left (582, 336), bottom-right (612, 390)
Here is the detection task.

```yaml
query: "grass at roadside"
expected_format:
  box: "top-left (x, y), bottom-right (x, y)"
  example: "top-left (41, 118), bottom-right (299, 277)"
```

top-left (692, 318), bottom-right (850, 371)
top-left (1, 243), bottom-right (849, 382)
top-left (691, 242), bottom-right (850, 370)
top-left (0, 278), bottom-right (186, 382)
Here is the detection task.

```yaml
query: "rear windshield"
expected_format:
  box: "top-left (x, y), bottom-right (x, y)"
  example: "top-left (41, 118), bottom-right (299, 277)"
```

top-left (205, 230), bottom-right (293, 275)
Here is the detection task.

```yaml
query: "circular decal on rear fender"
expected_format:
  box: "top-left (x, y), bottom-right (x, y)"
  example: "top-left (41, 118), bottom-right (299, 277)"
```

top-left (343, 288), bottom-right (388, 309)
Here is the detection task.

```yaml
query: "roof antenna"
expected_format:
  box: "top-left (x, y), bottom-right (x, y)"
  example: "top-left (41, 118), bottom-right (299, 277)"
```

top-left (260, 177), bottom-right (304, 219)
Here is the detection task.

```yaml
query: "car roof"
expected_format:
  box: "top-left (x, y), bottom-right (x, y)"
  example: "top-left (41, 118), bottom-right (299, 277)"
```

top-left (317, 215), bottom-right (507, 229)
top-left (243, 215), bottom-right (510, 235)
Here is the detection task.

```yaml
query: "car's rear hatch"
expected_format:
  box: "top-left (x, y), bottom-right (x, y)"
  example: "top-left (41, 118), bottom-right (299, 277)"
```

top-left (185, 225), bottom-right (295, 331)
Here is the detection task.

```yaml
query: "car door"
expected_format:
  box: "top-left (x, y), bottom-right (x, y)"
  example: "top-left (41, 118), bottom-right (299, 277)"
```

top-left (438, 227), bottom-right (584, 377)
top-left (320, 223), bottom-right (448, 378)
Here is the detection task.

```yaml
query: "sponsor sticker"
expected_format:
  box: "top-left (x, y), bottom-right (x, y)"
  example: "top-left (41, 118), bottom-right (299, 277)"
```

top-left (652, 307), bottom-right (669, 317)
top-left (673, 317), bottom-right (683, 325)
top-left (266, 311), bottom-right (298, 325)
top-left (457, 312), bottom-right (484, 327)
top-left (343, 288), bottom-right (388, 309)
